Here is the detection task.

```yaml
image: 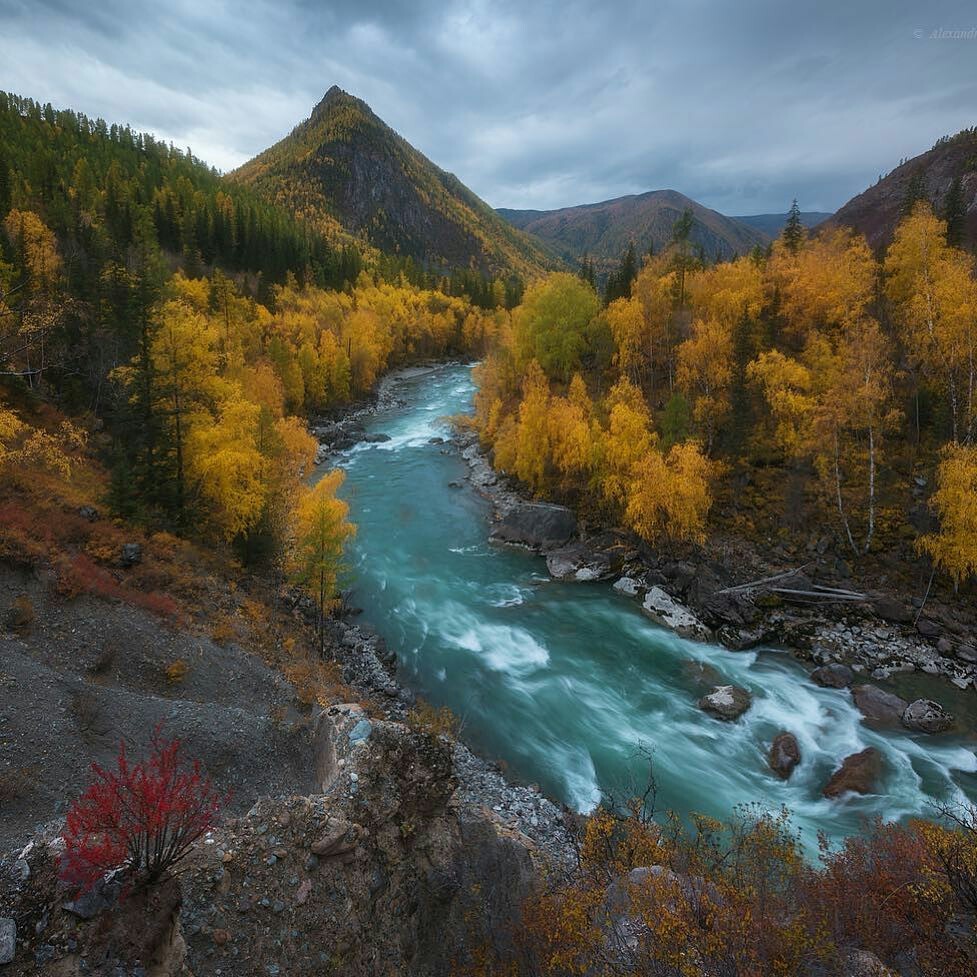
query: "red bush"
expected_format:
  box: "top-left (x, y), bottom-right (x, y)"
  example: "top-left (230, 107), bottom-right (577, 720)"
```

top-left (59, 732), bottom-right (225, 893)
top-left (56, 553), bottom-right (179, 619)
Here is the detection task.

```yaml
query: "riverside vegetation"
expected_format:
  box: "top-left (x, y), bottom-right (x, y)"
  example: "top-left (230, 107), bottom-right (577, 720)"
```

top-left (0, 90), bottom-right (976, 975)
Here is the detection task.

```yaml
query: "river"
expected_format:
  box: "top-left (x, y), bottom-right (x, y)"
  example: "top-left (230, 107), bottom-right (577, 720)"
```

top-left (332, 362), bottom-right (977, 848)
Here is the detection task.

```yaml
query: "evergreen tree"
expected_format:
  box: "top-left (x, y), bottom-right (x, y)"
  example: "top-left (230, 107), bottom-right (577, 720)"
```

top-left (901, 169), bottom-right (928, 217)
top-left (782, 199), bottom-right (804, 255)
top-left (0, 146), bottom-right (10, 218)
top-left (943, 175), bottom-right (966, 248)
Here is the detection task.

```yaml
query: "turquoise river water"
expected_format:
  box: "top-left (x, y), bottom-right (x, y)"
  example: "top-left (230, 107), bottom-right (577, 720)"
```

top-left (330, 362), bottom-right (977, 847)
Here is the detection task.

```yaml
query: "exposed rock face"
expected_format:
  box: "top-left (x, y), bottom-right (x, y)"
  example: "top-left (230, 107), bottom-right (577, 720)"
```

top-left (490, 502), bottom-right (577, 553)
top-left (0, 918), bottom-right (14, 965)
top-left (823, 748), bottom-right (883, 798)
top-left (851, 685), bottom-right (909, 726)
top-left (810, 663), bottom-right (855, 688)
top-left (697, 685), bottom-right (752, 721)
top-left (641, 587), bottom-right (710, 640)
top-left (768, 732), bottom-right (801, 779)
top-left (902, 698), bottom-right (954, 733)
top-left (1, 712), bottom-right (558, 977)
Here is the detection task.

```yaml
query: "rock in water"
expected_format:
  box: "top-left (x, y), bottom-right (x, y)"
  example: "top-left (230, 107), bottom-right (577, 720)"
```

top-left (641, 587), bottom-right (710, 639)
top-left (768, 732), bottom-right (801, 779)
top-left (822, 748), bottom-right (883, 798)
top-left (697, 685), bottom-right (752, 721)
top-left (490, 502), bottom-right (577, 552)
top-left (810, 663), bottom-right (854, 688)
top-left (902, 698), bottom-right (954, 733)
top-left (851, 685), bottom-right (908, 726)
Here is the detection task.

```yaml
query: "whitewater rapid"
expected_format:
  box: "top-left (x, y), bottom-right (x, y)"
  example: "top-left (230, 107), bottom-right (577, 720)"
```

top-left (328, 363), bottom-right (977, 849)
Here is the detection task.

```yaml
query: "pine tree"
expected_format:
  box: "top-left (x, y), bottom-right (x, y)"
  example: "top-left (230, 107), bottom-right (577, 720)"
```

top-left (782, 199), bottom-right (804, 255)
top-left (943, 175), bottom-right (966, 248)
top-left (901, 169), bottom-right (928, 217)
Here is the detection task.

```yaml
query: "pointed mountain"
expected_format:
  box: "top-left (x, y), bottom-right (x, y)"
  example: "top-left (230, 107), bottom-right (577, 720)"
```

top-left (827, 127), bottom-right (977, 250)
top-left (229, 88), bottom-right (557, 277)
top-left (497, 189), bottom-right (770, 269)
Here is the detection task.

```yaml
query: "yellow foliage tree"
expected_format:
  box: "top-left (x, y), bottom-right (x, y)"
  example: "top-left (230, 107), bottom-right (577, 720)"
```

top-left (885, 204), bottom-right (977, 443)
top-left (289, 470), bottom-right (356, 653)
top-left (919, 444), bottom-right (977, 588)
top-left (676, 316), bottom-right (734, 453)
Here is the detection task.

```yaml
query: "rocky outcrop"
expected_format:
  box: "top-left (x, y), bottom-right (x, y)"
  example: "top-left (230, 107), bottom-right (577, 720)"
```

top-left (768, 732), bottom-right (801, 779)
top-left (902, 698), bottom-right (954, 734)
top-left (823, 748), bottom-right (883, 798)
top-left (851, 685), bottom-right (908, 726)
top-left (545, 536), bottom-right (631, 582)
top-left (0, 709), bottom-right (565, 977)
top-left (490, 502), bottom-right (578, 553)
top-left (697, 685), bottom-right (752, 721)
top-left (641, 587), bottom-right (710, 640)
top-left (810, 663), bottom-right (854, 688)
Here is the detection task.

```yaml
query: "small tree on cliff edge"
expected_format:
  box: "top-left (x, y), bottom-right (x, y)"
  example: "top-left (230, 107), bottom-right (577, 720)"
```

top-left (288, 469), bottom-right (356, 655)
top-left (60, 731), bottom-right (225, 894)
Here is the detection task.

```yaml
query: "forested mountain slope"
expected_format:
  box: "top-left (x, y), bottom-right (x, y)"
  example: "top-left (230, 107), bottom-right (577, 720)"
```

top-left (497, 188), bottom-right (769, 269)
top-left (229, 86), bottom-right (558, 279)
top-left (828, 127), bottom-right (977, 250)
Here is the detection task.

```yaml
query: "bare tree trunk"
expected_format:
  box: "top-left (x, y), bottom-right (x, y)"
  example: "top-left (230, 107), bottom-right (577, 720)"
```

top-left (834, 429), bottom-right (858, 557)
top-left (865, 424), bottom-right (876, 554)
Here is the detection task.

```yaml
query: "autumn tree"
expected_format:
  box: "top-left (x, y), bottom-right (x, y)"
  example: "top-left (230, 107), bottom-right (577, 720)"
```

top-left (919, 444), bottom-right (977, 588)
top-left (289, 471), bottom-right (355, 654)
top-left (885, 203), bottom-right (977, 444)
top-left (512, 273), bottom-right (600, 382)
top-left (676, 316), bottom-right (734, 453)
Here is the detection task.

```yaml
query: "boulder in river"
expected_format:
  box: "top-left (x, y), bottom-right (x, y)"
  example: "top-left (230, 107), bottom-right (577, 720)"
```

top-left (641, 587), bottom-right (710, 640)
top-left (768, 732), bottom-right (801, 779)
top-left (822, 747), bottom-right (883, 798)
top-left (490, 502), bottom-right (577, 553)
top-left (851, 684), bottom-right (908, 726)
top-left (901, 698), bottom-right (954, 734)
top-left (363, 432), bottom-right (392, 443)
top-left (697, 684), bottom-right (752, 721)
top-left (810, 663), bottom-right (854, 688)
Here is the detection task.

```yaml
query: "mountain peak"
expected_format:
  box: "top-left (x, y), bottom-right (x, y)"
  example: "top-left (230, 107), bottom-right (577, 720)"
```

top-left (310, 85), bottom-right (360, 118)
top-left (229, 87), bottom-right (557, 277)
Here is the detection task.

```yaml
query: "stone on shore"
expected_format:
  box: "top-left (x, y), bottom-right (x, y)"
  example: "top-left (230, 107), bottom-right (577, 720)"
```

top-left (641, 587), bottom-right (710, 639)
top-left (822, 748), bottom-right (883, 798)
top-left (697, 684), bottom-right (752, 721)
top-left (490, 502), bottom-right (577, 553)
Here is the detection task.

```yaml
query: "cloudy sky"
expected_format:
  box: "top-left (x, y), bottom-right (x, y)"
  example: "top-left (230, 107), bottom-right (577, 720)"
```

top-left (1, 0), bottom-right (975, 214)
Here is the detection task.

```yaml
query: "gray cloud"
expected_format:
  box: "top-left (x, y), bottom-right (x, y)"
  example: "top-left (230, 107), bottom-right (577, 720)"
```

top-left (0, 0), bottom-right (974, 214)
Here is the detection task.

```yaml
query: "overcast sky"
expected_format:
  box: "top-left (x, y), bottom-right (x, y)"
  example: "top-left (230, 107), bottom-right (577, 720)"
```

top-left (0, 0), bottom-right (974, 214)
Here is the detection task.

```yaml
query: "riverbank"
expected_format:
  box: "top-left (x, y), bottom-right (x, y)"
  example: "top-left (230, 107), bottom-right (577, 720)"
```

top-left (308, 362), bottom-right (580, 866)
top-left (311, 362), bottom-right (974, 850)
top-left (454, 425), bottom-right (974, 713)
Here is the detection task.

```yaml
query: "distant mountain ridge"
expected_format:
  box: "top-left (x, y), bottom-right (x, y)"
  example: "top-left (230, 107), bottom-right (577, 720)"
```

top-left (229, 86), bottom-right (557, 278)
top-left (827, 127), bottom-right (977, 250)
top-left (732, 211), bottom-right (833, 238)
top-left (497, 189), bottom-right (770, 268)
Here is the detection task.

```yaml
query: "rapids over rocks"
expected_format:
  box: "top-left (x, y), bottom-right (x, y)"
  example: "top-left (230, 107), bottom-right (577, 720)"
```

top-left (330, 363), bottom-right (977, 848)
